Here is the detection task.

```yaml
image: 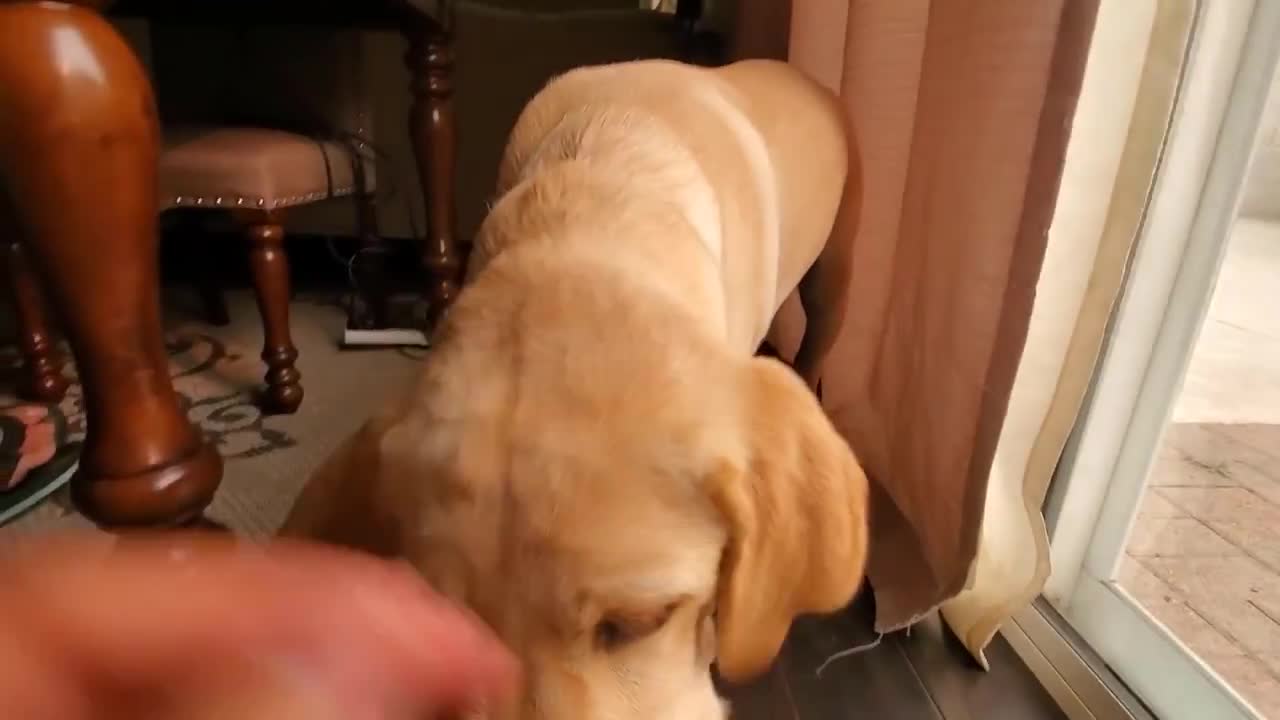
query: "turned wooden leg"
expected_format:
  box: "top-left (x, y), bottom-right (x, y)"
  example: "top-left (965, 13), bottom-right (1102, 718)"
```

top-left (404, 15), bottom-right (462, 328)
top-left (243, 212), bottom-right (302, 415)
top-left (2, 237), bottom-right (68, 402)
top-left (0, 2), bottom-right (222, 527)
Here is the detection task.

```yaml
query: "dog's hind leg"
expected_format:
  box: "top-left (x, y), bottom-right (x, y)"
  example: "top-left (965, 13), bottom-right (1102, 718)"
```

top-left (793, 251), bottom-right (850, 393)
top-left (793, 185), bottom-right (859, 395)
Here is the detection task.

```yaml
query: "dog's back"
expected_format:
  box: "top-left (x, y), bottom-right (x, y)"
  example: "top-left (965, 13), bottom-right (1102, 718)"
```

top-left (477, 59), bottom-right (849, 353)
top-left (714, 60), bottom-right (849, 306)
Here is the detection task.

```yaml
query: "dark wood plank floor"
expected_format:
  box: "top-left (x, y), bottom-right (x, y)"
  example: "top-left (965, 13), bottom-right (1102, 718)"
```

top-left (722, 595), bottom-right (1065, 719)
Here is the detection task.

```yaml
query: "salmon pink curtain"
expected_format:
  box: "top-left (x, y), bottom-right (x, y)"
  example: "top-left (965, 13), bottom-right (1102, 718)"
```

top-left (735, 0), bottom-right (1100, 659)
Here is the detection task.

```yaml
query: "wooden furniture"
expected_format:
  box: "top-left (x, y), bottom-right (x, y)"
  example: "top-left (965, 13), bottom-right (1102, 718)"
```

top-left (159, 127), bottom-right (378, 414)
top-left (0, 2), bottom-right (220, 526)
top-left (0, 0), bottom-right (701, 528)
top-left (122, 0), bottom-right (465, 324)
top-left (0, 0), bottom-right (459, 528)
top-left (2, 239), bottom-right (69, 404)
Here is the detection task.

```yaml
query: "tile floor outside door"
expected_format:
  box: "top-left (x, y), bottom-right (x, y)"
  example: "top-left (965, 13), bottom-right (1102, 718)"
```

top-left (1120, 218), bottom-right (1280, 718)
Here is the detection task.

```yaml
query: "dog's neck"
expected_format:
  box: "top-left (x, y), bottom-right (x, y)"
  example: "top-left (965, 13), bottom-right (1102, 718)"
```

top-left (498, 107), bottom-right (725, 268)
top-left (472, 153), bottom-right (729, 340)
top-left (424, 195), bottom-right (735, 436)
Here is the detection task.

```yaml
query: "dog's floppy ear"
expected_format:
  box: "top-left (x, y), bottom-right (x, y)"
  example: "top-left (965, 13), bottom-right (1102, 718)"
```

top-left (707, 356), bottom-right (869, 682)
top-left (279, 414), bottom-right (403, 556)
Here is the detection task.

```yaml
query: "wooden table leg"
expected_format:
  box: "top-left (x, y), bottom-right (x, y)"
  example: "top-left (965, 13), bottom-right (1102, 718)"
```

top-left (404, 14), bottom-right (462, 329)
top-left (2, 239), bottom-right (69, 403)
top-left (0, 2), bottom-right (222, 528)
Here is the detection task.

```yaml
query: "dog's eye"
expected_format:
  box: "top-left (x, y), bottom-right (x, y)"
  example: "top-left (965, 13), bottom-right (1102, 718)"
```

top-left (595, 618), bottom-right (630, 650)
top-left (594, 602), bottom-right (679, 652)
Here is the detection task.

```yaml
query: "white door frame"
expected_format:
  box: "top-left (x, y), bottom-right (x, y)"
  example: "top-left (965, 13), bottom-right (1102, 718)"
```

top-left (1041, 0), bottom-right (1280, 717)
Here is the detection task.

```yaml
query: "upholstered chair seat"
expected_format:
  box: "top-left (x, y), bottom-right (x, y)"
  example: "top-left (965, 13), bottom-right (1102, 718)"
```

top-left (156, 126), bottom-right (376, 415)
top-left (159, 127), bottom-right (370, 212)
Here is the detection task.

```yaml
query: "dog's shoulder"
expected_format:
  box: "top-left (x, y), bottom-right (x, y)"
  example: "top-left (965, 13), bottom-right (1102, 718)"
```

top-left (498, 61), bottom-right (708, 188)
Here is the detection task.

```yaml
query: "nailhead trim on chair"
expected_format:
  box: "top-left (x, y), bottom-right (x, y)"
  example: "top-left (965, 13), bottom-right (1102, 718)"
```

top-left (170, 186), bottom-right (357, 210)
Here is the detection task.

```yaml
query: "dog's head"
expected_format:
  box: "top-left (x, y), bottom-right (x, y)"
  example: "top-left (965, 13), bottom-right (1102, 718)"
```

top-left (283, 302), bottom-right (868, 720)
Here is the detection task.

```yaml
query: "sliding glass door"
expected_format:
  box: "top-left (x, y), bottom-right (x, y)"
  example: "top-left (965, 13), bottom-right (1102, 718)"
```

top-left (1043, 1), bottom-right (1280, 718)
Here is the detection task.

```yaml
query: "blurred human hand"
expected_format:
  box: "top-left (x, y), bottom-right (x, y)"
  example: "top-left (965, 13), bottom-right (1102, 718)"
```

top-left (0, 532), bottom-right (517, 719)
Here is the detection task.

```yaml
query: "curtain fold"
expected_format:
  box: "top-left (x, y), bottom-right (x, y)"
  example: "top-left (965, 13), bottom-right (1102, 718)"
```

top-left (943, 0), bottom-right (1193, 665)
top-left (736, 0), bottom-right (1100, 654)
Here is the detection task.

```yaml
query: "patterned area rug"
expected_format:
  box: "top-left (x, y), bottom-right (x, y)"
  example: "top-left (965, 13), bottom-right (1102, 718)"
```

top-left (0, 292), bottom-right (422, 541)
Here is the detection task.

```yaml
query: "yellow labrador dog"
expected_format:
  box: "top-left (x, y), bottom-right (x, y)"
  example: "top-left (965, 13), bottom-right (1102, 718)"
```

top-left (282, 59), bottom-right (868, 719)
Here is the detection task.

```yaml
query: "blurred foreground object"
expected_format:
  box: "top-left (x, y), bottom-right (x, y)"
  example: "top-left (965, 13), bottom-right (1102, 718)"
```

top-left (0, 532), bottom-right (517, 719)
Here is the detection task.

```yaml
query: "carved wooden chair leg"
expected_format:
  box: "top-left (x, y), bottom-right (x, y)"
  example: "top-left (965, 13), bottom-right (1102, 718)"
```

top-left (242, 211), bottom-right (302, 415)
top-left (3, 241), bottom-right (68, 403)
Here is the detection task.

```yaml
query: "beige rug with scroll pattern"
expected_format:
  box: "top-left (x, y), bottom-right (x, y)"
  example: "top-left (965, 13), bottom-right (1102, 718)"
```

top-left (0, 291), bottom-right (421, 543)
